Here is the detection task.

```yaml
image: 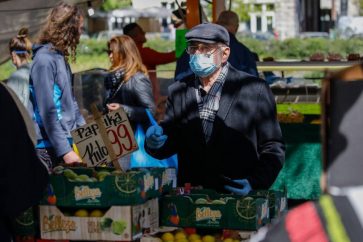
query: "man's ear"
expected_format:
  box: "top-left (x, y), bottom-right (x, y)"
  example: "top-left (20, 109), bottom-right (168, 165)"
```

top-left (222, 47), bottom-right (230, 63)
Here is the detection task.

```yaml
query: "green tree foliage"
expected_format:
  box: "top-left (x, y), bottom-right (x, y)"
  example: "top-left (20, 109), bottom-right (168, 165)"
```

top-left (238, 37), bottom-right (363, 60)
top-left (2, 37), bottom-right (363, 81)
top-left (101, 0), bottom-right (132, 11)
top-left (232, 0), bottom-right (251, 22)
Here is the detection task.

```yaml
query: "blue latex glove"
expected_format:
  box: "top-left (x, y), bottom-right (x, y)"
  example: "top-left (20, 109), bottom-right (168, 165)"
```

top-left (224, 179), bottom-right (252, 195)
top-left (145, 125), bottom-right (168, 149)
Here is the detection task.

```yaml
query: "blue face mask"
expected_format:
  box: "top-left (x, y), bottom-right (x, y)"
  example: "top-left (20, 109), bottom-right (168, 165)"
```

top-left (189, 53), bottom-right (219, 77)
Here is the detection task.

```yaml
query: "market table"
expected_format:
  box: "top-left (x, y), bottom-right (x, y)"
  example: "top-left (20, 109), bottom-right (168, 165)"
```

top-left (257, 60), bottom-right (360, 72)
top-left (258, 61), bottom-right (346, 201)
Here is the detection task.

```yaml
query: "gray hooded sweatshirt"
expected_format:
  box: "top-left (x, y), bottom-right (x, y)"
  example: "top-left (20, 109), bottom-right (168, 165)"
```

top-left (28, 43), bottom-right (85, 157)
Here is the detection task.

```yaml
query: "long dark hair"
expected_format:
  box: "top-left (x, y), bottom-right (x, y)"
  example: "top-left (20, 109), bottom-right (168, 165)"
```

top-left (37, 1), bottom-right (83, 62)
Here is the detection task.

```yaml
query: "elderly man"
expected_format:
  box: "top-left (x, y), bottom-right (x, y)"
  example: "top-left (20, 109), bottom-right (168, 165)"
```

top-left (145, 23), bottom-right (285, 194)
top-left (175, 11), bottom-right (258, 81)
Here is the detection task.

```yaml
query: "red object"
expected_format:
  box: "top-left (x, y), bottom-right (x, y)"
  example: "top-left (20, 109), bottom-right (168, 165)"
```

top-left (169, 215), bottom-right (180, 225)
top-left (47, 195), bottom-right (57, 205)
top-left (184, 183), bottom-right (191, 194)
top-left (15, 236), bottom-right (35, 242)
top-left (184, 227), bottom-right (197, 235)
top-left (137, 45), bottom-right (176, 71)
top-left (136, 44), bottom-right (176, 102)
top-left (285, 202), bottom-right (329, 242)
top-left (222, 229), bottom-right (232, 239)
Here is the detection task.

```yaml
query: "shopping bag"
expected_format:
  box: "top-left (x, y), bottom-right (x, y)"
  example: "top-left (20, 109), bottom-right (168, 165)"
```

top-left (130, 124), bottom-right (178, 168)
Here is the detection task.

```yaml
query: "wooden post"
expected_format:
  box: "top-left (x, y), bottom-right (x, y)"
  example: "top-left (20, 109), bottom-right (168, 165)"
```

top-left (186, 0), bottom-right (200, 28)
top-left (212, 0), bottom-right (226, 23)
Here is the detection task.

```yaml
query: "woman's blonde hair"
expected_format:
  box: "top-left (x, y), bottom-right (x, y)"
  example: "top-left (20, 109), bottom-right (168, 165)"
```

top-left (9, 28), bottom-right (32, 59)
top-left (37, 1), bottom-right (83, 62)
top-left (107, 35), bottom-right (148, 81)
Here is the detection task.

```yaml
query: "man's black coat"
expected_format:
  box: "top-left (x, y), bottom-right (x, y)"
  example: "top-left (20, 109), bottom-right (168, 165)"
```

top-left (147, 65), bottom-right (285, 191)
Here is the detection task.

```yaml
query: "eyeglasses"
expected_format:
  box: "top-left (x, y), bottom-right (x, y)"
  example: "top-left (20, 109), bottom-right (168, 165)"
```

top-left (186, 44), bottom-right (220, 56)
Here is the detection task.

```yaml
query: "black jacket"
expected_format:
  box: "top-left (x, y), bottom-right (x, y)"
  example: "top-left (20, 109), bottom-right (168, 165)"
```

top-left (0, 83), bottom-right (49, 241)
top-left (146, 65), bottom-right (285, 190)
top-left (106, 71), bottom-right (156, 130)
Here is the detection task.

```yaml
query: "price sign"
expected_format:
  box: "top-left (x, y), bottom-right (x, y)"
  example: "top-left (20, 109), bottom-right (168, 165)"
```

top-left (71, 108), bottom-right (138, 168)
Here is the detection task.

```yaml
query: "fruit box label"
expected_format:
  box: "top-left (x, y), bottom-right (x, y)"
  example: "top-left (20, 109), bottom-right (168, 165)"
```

top-left (71, 108), bottom-right (137, 167)
top-left (195, 207), bottom-right (222, 224)
top-left (74, 186), bottom-right (102, 201)
top-left (40, 199), bottom-right (158, 241)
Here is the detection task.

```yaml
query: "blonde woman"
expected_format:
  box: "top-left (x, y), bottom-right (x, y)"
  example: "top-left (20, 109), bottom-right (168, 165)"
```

top-left (105, 35), bottom-right (155, 130)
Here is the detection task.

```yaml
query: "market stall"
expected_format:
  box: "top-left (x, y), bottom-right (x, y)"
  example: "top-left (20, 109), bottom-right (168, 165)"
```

top-left (257, 61), bottom-right (362, 202)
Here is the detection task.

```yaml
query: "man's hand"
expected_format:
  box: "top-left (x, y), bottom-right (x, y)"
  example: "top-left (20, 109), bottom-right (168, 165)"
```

top-left (145, 125), bottom-right (168, 149)
top-left (224, 179), bottom-right (252, 195)
top-left (63, 150), bottom-right (82, 164)
top-left (107, 103), bottom-right (121, 111)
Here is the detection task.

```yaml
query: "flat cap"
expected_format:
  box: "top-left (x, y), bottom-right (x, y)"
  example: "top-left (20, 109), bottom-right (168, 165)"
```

top-left (185, 22), bottom-right (230, 46)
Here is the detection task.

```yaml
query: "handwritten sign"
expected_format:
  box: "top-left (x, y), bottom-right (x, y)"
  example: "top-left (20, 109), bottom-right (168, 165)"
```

top-left (71, 108), bottom-right (138, 167)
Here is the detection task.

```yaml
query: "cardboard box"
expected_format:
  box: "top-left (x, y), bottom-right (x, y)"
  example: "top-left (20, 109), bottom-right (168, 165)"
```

top-left (45, 167), bottom-right (176, 207)
top-left (160, 189), bottom-right (268, 231)
top-left (13, 207), bottom-right (37, 237)
top-left (39, 199), bottom-right (158, 241)
top-left (71, 108), bottom-right (137, 169)
top-left (249, 190), bottom-right (287, 219)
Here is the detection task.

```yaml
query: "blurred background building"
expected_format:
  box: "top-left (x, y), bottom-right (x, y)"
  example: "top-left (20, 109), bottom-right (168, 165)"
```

top-left (241, 0), bottom-right (360, 39)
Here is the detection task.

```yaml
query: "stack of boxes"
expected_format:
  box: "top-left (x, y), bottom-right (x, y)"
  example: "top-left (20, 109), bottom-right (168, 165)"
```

top-left (39, 167), bottom-right (176, 241)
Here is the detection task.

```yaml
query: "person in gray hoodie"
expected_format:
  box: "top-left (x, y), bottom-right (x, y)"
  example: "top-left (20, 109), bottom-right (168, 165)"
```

top-left (28, 2), bottom-right (85, 169)
top-left (6, 27), bottom-right (32, 107)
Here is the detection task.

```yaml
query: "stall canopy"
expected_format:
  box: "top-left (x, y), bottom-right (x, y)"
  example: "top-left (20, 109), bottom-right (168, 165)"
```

top-left (0, 0), bottom-right (100, 64)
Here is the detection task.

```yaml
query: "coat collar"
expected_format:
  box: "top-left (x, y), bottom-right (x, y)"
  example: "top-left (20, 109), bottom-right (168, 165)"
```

top-left (184, 64), bottom-right (249, 122)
